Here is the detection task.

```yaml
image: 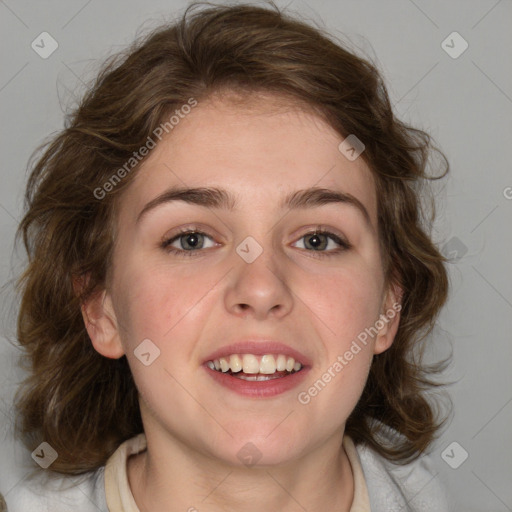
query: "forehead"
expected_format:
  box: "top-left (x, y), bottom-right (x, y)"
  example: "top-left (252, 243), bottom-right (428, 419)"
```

top-left (118, 92), bottom-right (377, 224)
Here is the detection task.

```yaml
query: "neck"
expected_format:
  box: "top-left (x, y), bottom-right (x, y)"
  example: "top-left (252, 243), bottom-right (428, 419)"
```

top-left (127, 429), bottom-right (354, 512)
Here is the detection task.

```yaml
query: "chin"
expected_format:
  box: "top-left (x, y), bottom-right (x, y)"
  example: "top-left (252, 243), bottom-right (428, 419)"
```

top-left (214, 427), bottom-right (305, 468)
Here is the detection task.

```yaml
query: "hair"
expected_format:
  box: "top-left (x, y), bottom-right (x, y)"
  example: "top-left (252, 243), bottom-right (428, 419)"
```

top-left (13, 1), bottom-right (450, 475)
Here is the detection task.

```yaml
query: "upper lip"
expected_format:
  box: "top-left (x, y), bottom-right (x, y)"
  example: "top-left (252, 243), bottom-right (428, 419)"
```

top-left (203, 339), bottom-right (312, 367)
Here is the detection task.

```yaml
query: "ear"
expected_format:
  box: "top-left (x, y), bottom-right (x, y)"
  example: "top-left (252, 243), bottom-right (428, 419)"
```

top-left (373, 282), bottom-right (403, 355)
top-left (75, 276), bottom-right (125, 359)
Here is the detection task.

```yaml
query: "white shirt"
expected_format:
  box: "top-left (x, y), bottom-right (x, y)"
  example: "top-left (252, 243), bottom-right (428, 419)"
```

top-left (4, 432), bottom-right (452, 511)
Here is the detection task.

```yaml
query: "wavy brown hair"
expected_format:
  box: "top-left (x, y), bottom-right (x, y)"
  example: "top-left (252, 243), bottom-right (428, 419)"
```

top-left (13, 1), bottom-right (450, 475)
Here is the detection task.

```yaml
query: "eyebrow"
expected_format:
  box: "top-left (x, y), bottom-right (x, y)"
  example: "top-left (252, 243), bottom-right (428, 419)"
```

top-left (136, 185), bottom-right (372, 227)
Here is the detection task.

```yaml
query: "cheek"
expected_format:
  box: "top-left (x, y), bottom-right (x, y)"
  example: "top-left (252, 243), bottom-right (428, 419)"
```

top-left (301, 262), bottom-right (383, 345)
top-left (112, 264), bottom-right (209, 409)
top-left (305, 263), bottom-right (382, 411)
top-left (112, 260), bottom-right (206, 347)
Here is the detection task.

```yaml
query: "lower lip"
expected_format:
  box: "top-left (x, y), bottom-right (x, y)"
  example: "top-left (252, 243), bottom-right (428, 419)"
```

top-left (203, 365), bottom-right (310, 398)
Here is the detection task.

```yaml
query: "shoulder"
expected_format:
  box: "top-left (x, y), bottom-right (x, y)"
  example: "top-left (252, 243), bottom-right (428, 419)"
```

top-left (4, 467), bottom-right (108, 512)
top-left (353, 427), bottom-right (455, 512)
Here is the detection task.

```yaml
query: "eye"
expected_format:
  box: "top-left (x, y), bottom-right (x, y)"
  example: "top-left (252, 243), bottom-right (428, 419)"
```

top-left (161, 230), bottom-right (217, 257)
top-left (160, 226), bottom-right (350, 259)
top-left (292, 228), bottom-right (351, 257)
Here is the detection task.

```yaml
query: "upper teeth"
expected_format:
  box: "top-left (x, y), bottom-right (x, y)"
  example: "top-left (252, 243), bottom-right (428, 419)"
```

top-left (206, 354), bottom-right (302, 374)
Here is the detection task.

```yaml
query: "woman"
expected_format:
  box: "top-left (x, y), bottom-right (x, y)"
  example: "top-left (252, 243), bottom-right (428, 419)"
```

top-left (8, 2), bottom-right (452, 510)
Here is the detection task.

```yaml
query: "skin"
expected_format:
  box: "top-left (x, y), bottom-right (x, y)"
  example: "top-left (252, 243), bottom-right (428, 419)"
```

top-left (82, 91), bottom-right (402, 512)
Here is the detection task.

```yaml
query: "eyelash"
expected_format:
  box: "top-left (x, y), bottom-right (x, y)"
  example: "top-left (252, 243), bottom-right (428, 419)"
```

top-left (161, 226), bottom-right (351, 259)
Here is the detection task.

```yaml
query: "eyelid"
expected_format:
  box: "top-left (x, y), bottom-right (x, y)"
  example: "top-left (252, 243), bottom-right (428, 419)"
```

top-left (161, 230), bottom-right (216, 251)
top-left (161, 224), bottom-right (348, 244)
top-left (290, 227), bottom-right (351, 254)
top-left (290, 224), bottom-right (349, 245)
top-left (160, 223), bottom-right (222, 246)
top-left (161, 224), bottom-right (351, 259)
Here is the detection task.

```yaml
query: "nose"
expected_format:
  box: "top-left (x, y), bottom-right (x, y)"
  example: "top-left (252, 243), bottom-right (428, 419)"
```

top-left (224, 241), bottom-right (294, 321)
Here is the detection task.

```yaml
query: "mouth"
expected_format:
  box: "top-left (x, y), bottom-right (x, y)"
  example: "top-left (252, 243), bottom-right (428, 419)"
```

top-left (203, 351), bottom-right (309, 398)
top-left (206, 353), bottom-right (303, 381)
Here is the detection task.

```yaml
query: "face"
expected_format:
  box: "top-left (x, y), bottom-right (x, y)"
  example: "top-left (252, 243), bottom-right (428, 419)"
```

top-left (85, 92), bottom-right (401, 467)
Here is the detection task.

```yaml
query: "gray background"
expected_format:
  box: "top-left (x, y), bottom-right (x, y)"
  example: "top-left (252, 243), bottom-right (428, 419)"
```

top-left (0, 0), bottom-right (511, 510)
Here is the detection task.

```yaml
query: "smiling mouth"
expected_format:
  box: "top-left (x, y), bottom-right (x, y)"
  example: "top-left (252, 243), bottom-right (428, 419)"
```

top-left (206, 353), bottom-right (303, 381)
top-left (211, 369), bottom-right (302, 381)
